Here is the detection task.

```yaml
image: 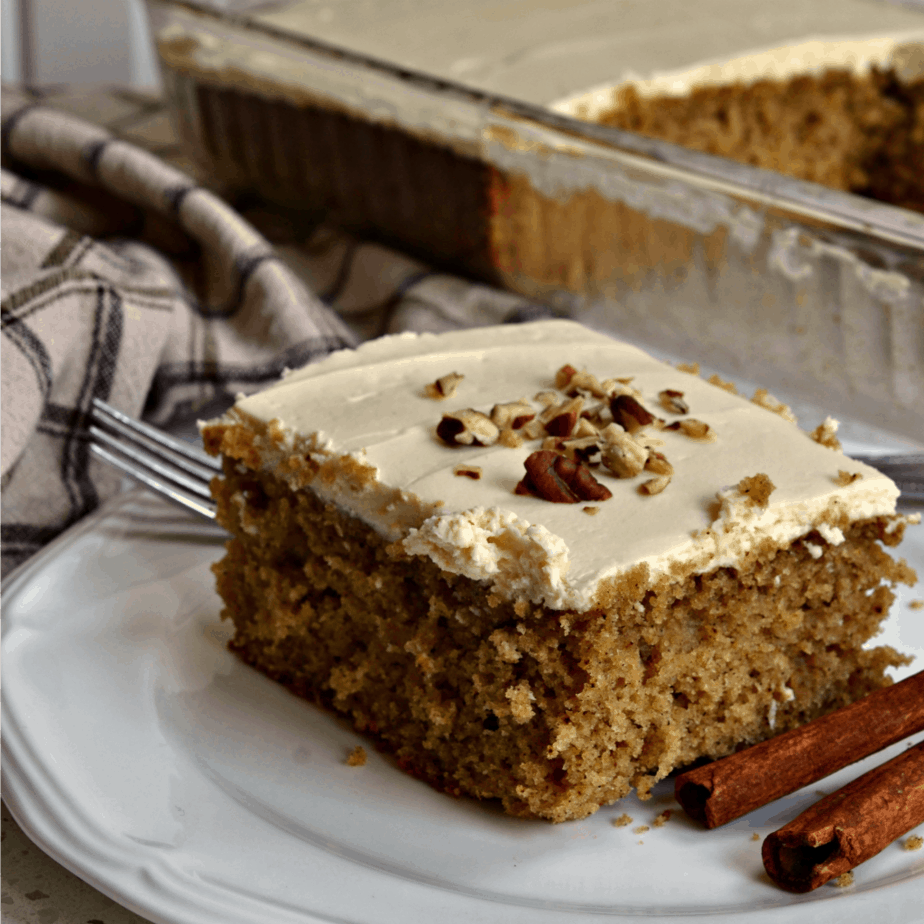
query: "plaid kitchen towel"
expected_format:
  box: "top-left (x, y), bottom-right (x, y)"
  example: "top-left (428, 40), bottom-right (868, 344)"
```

top-left (1, 87), bottom-right (549, 577)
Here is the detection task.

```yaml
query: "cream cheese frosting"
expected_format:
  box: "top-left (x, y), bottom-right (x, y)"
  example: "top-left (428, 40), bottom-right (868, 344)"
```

top-left (159, 0), bottom-right (924, 108)
top-left (248, 0), bottom-right (924, 105)
top-left (210, 320), bottom-right (902, 611)
top-left (551, 31), bottom-right (924, 118)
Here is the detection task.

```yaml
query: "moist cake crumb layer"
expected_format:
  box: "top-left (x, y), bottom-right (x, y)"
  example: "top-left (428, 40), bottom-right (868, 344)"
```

top-left (202, 321), bottom-right (917, 822)
top-left (594, 66), bottom-right (924, 214)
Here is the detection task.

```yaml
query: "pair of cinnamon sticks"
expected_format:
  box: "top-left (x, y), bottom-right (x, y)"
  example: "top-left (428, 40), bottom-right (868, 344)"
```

top-left (674, 670), bottom-right (924, 892)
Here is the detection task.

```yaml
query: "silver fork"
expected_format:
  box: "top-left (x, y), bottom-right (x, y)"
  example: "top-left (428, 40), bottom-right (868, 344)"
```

top-left (88, 399), bottom-right (924, 517)
top-left (88, 398), bottom-right (221, 520)
top-left (865, 455), bottom-right (924, 503)
top-left (864, 454), bottom-right (924, 503)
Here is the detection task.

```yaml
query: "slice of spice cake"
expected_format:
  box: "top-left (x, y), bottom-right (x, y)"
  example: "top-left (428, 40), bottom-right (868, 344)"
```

top-left (592, 66), bottom-right (924, 214)
top-left (201, 320), bottom-right (917, 822)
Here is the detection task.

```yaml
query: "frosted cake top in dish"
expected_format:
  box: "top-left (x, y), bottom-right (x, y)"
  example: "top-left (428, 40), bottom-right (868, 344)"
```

top-left (168, 0), bottom-right (924, 106)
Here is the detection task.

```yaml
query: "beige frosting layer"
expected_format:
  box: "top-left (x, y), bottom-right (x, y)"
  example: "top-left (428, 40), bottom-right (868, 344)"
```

top-left (249, 0), bottom-right (924, 105)
top-left (209, 321), bottom-right (900, 610)
top-left (552, 32), bottom-right (924, 118)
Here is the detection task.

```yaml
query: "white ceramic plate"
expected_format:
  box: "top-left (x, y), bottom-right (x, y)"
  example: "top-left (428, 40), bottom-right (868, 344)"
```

top-left (3, 488), bottom-right (923, 924)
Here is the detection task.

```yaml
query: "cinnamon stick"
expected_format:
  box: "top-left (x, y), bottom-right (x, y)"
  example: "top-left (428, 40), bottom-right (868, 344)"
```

top-left (675, 670), bottom-right (924, 828)
top-left (762, 739), bottom-right (924, 892)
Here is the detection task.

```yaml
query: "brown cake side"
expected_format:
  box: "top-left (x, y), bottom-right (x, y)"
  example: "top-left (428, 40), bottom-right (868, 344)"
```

top-left (206, 436), bottom-right (913, 822)
top-left (595, 68), bottom-right (924, 215)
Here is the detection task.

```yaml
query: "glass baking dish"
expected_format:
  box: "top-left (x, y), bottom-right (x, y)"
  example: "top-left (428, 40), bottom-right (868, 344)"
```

top-left (145, 0), bottom-right (924, 440)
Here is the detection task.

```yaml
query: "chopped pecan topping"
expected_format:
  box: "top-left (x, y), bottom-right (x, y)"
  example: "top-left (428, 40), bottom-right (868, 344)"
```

top-left (425, 371), bottom-right (464, 400)
top-left (607, 380), bottom-right (642, 400)
top-left (664, 418), bottom-right (715, 441)
top-left (638, 474), bottom-right (671, 495)
top-left (599, 424), bottom-right (647, 478)
top-left (644, 450), bottom-right (674, 476)
top-left (498, 428), bottom-right (524, 448)
top-left (573, 416), bottom-right (599, 439)
top-left (562, 435), bottom-right (603, 466)
top-left (578, 400), bottom-right (606, 421)
top-left (542, 396), bottom-right (584, 437)
top-left (658, 389), bottom-right (689, 415)
top-left (534, 390), bottom-right (560, 409)
top-left (835, 469), bottom-right (862, 486)
top-left (436, 409), bottom-right (499, 446)
top-left (521, 418), bottom-right (546, 440)
top-left (453, 464), bottom-right (483, 480)
top-left (707, 373), bottom-right (738, 395)
top-left (555, 364), bottom-right (578, 390)
top-left (751, 388), bottom-right (797, 424)
top-left (515, 450), bottom-right (612, 503)
top-left (583, 506), bottom-right (600, 515)
top-left (491, 400), bottom-right (536, 430)
top-left (610, 394), bottom-right (656, 434)
top-left (565, 370), bottom-right (612, 398)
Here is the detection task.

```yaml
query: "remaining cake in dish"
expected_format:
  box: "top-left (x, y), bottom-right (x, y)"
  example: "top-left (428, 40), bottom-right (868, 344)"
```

top-left (201, 320), bottom-right (917, 822)
top-left (588, 67), bottom-right (924, 214)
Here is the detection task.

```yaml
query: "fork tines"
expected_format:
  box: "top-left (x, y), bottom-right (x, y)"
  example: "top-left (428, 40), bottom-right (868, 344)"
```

top-left (88, 398), bottom-right (221, 520)
top-left (854, 452), bottom-right (924, 503)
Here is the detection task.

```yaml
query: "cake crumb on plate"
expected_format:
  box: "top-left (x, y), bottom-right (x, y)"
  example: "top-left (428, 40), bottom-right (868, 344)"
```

top-left (347, 746), bottom-right (367, 767)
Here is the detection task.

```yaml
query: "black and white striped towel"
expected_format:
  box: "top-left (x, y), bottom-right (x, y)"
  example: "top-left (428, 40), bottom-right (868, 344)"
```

top-left (1, 87), bottom-right (552, 577)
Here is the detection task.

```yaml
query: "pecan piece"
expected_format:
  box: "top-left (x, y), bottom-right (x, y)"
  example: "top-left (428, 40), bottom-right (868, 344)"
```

top-left (751, 388), bottom-right (797, 424)
top-left (835, 469), bottom-right (862, 486)
top-left (599, 424), bottom-right (647, 478)
top-left (515, 450), bottom-right (612, 503)
top-left (610, 394), bottom-right (656, 433)
top-left (453, 464), bottom-right (483, 480)
top-left (562, 436), bottom-right (603, 466)
top-left (545, 412), bottom-right (577, 438)
top-left (565, 458), bottom-right (613, 501)
top-left (645, 450), bottom-right (674, 477)
top-left (707, 373), bottom-right (737, 395)
top-left (491, 400), bottom-right (536, 430)
top-left (498, 428), bottom-right (524, 448)
top-left (565, 370), bottom-right (609, 398)
top-left (658, 389), bottom-right (689, 415)
top-left (638, 474), bottom-right (671, 496)
top-left (436, 409), bottom-right (499, 446)
top-left (573, 417), bottom-right (600, 439)
top-left (534, 390), bottom-right (560, 408)
top-left (425, 371), bottom-right (464, 400)
top-left (521, 418), bottom-right (546, 440)
top-left (663, 418), bottom-right (715, 441)
top-left (542, 396), bottom-right (584, 438)
top-left (555, 364), bottom-right (578, 390)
